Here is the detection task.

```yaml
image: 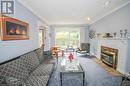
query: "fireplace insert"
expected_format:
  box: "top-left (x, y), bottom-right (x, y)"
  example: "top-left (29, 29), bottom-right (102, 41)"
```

top-left (101, 46), bottom-right (118, 69)
top-left (101, 52), bottom-right (114, 67)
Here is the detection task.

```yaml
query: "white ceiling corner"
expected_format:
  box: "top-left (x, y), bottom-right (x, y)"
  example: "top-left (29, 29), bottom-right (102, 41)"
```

top-left (17, 0), bottom-right (49, 25)
top-left (91, 0), bottom-right (130, 24)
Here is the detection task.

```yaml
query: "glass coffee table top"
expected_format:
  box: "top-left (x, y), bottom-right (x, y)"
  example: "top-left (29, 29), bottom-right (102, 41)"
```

top-left (60, 58), bottom-right (83, 73)
top-left (60, 58), bottom-right (85, 86)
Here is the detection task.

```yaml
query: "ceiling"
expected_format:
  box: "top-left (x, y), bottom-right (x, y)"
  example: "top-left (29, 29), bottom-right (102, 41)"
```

top-left (18, 0), bottom-right (130, 25)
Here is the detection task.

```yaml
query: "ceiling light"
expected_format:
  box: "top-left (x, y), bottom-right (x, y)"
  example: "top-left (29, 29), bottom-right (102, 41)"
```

top-left (105, 1), bottom-right (111, 6)
top-left (87, 17), bottom-right (90, 21)
top-left (85, 16), bottom-right (91, 21)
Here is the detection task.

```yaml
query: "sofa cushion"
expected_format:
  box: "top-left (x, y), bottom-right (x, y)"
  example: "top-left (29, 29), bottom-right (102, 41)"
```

top-left (31, 64), bottom-right (53, 76)
top-left (43, 59), bottom-right (56, 65)
top-left (35, 48), bottom-right (44, 63)
top-left (0, 58), bottom-right (29, 81)
top-left (20, 51), bottom-right (40, 73)
top-left (26, 76), bottom-right (49, 86)
top-left (0, 76), bottom-right (26, 86)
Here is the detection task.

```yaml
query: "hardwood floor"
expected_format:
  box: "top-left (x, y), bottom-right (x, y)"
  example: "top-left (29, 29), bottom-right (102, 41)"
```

top-left (93, 58), bottom-right (122, 76)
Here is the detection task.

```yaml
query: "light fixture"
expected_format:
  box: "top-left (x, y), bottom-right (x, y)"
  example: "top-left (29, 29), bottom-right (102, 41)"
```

top-left (105, 1), bottom-right (111, 6)
top-left (87, 17), bottom-right (90, 21)
top-left (85, 17), bottom-right (91, 22)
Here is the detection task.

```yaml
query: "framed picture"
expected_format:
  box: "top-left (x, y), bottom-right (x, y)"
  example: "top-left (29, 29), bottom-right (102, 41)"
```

top-left (0, 15), bottom-right (29, 41)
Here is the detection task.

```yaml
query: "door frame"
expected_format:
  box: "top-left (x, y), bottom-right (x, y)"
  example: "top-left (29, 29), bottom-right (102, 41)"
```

top-left (39, 29), bottom-right (45, 48)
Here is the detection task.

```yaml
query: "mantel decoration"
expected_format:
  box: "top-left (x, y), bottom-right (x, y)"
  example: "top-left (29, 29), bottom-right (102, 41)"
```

top-left (120, 29), bottom-right (128, 38)
top-left (124, 29), bottom-right (128, 38)
top-left (103, 33), bottom-right (113, 38)
top-left (0, 15), bottom-right (29, 41)
top-left (89, 30), bottom-right (96, 39)
top-left (113, 32), bottom-right (117, 37)
top-left (68, 53), bottom-right (74, 62)
top-left (120, 30), bottom-right (123, 38)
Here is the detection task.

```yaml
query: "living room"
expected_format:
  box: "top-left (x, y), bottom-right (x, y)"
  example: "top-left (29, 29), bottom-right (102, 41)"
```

top-left (0, 0), bottom-right (130, 86)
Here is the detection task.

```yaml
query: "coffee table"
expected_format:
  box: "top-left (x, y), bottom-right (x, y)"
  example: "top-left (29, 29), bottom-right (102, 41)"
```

top-left (60, 58), bottom-right (85, 86)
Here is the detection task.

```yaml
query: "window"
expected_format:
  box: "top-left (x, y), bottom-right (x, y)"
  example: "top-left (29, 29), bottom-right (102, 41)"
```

top-left (55, 27), bottom-right (80, 49)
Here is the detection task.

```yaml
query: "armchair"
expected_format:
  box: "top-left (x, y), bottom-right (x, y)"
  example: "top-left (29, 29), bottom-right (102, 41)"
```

top-left (120, 73), bottom-right (130, 86)
top-left (76, 43), bottom-right (90, 55)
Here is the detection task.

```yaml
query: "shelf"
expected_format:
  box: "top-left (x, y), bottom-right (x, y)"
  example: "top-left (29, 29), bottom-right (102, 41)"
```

top-left (96, 37), bottom-right (130, 40)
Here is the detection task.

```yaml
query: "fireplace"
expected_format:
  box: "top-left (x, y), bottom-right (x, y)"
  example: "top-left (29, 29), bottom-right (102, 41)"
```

top-left (101, 46), bottom-right (118, 69)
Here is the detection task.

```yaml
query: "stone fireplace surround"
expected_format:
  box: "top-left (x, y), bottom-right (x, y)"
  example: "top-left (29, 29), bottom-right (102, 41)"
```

top-left (90, 38), bottom-right (129, 74)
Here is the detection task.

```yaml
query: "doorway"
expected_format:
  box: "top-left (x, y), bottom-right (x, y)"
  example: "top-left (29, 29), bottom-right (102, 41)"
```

top-left (39, 29), bottom-right (44, 48)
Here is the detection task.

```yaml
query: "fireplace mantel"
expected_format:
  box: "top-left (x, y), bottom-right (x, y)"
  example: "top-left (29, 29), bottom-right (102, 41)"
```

top-left (96, 37), bottom-right (130, 40)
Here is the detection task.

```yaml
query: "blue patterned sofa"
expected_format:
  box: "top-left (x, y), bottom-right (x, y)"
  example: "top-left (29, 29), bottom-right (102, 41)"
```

top-left (0, 48), bottom-right (55, 86)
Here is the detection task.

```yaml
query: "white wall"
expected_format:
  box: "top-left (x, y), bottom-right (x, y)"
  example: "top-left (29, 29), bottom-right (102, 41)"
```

top-left (90, 38), bottom-right (98, 56)
top-left (0, 1), bottom-right (49, 63)
top-left (44, 27), bottom-right (52, 51)
top-left (127, 26), bottom-right (130, 73)
top-left (49, 27), bottom-right (55, 47)
top-left (89, 3), bottom-right (130, 74)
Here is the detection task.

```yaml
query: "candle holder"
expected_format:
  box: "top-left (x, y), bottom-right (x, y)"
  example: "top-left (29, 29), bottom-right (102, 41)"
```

top-left (120, 30), bottom-right (123, 38)
top-left (113, 32), bottom-right (117, 38)
top-left (124, 29), bottom-right (127, 38)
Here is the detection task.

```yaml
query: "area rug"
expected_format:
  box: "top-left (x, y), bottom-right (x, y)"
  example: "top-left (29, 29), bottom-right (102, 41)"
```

top-left (48, 55), bottom-right (122, 86)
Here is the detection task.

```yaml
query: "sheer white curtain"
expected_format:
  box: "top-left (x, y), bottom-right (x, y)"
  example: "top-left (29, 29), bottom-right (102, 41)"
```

top-left (80, 27), bottom-right (89, 44)
top-left (50, 27), bottom-right (55, 47)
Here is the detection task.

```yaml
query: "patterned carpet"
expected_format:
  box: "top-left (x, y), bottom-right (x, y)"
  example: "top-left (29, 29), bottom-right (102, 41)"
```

top-left (48, 54), bottom-right (122, 86)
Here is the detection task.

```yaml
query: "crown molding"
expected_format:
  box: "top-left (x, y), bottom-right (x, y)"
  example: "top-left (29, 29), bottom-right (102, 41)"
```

top-left (17, 0), bottom-right (49, 26)
top-left (51, 24), bottom-right (89, 28)
top-left (91, 1), bottom-right (130, 25)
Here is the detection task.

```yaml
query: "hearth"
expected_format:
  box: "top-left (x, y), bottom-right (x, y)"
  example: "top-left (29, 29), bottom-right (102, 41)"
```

top-left (101, 46), bottom-right (118, 69)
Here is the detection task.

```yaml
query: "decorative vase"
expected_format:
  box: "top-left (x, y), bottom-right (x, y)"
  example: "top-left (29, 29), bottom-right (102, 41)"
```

top-left (124, 29), bottom-right (127, 38)
top-left (113, 32), bottom-right (117, 38)
top-left (120, 30), bottom-right (123, 38)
